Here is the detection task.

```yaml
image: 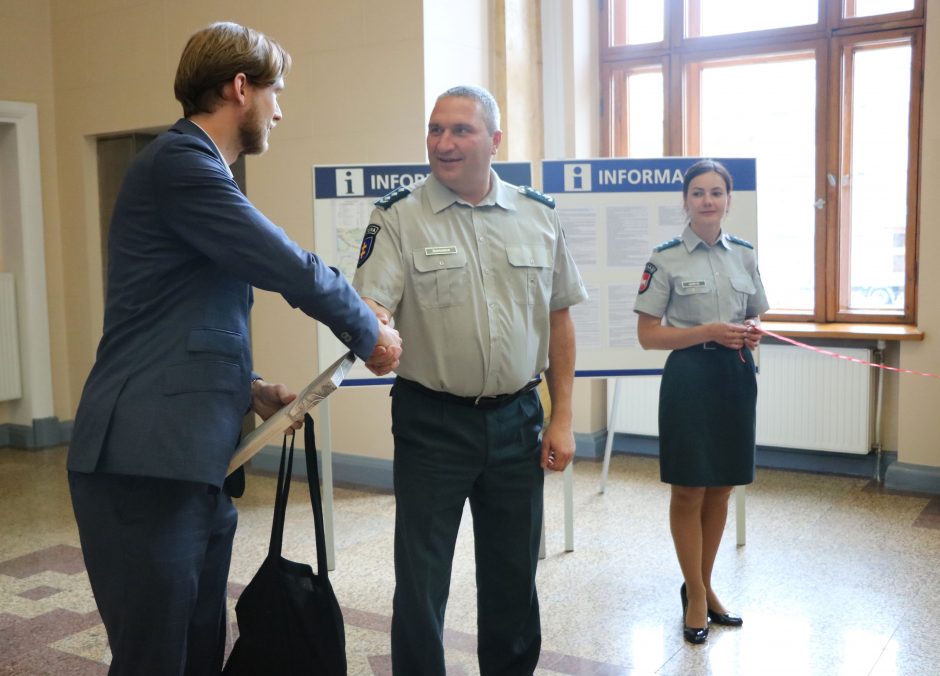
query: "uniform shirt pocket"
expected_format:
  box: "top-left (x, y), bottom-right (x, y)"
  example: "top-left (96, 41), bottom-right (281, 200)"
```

top-left (728, 275), bottom-right (757, 318)
top-left (507, 245), bottom-right (553, 305)
top-left (729, 276), bottom-right (757, 295)
top-left (410, 248), bottom-right (469, 308)
top-left (670, 278), bottom-right (714, 323)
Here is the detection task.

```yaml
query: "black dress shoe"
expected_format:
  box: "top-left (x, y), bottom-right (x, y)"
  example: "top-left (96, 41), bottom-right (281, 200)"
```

top-left (708, 608), bottom-right (744, 627)
top-left (680, 584), bottom-right (708, 643)
top-left (683, 625), bottom-right (709, 644)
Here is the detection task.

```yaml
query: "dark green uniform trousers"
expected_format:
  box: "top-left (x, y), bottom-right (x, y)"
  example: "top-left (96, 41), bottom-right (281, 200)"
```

top-left (390, 379), bottom-right (544, 676)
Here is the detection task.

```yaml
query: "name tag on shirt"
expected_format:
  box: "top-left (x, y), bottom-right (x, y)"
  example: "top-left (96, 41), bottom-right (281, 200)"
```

top-left (425, 246), bottom-right (458, 256)
top-left (681, 280), bottom-right (707, 289)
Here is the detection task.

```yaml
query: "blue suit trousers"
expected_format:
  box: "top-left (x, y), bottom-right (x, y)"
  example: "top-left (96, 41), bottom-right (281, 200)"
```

top-left (69, 471), bottom-right (238, 675)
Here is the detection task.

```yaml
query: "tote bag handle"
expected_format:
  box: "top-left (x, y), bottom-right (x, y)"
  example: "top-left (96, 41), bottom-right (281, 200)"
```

top-left (303, 413), bottom-right (329, 578)
top-left (268, 427), bottom-right (296, 558)
top-left (267, 416), bottom-right (330, 579)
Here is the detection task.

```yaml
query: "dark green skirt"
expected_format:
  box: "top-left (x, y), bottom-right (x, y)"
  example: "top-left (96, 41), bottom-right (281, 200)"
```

top-left (659, 344), bottom-right (757, 487)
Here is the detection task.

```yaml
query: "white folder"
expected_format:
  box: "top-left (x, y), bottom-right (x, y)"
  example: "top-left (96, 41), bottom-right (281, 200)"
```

top-left (227, 351), bottom-right (355, 475)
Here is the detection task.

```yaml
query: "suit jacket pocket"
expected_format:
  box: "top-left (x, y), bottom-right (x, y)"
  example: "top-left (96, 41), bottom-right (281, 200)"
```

top-left (187, 327), bottom-right (243, 357)
top-left (161, 360), bottom-right (242, 395)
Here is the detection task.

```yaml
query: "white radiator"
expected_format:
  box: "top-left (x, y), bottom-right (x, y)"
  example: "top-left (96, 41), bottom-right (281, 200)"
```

top-left (0, 272), bottom-right (23, 402)
top-left (608, 344), bottom-right (874, 454)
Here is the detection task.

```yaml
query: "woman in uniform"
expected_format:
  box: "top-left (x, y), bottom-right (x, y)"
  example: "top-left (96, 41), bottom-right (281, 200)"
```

top-left (633, 159), bottom-right (769, 644)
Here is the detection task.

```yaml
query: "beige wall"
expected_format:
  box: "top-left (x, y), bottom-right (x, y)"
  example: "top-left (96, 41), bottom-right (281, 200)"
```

top-left (36, 0), bottom-right (426, 457)
top-left (897, 6), bottom-right (940, 468)
top-left (2, 1), bottom-right (938, 471)
top-left (0, 0), bottom-right (64, 424)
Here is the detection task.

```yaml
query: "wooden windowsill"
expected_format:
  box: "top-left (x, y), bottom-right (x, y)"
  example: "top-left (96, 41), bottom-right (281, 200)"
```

top-left (762, 321), bottom-right (924, 342)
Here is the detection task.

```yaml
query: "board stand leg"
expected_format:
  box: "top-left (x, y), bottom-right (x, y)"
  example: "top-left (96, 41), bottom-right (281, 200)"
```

top-left (600, 378), bottom-right (623, 494)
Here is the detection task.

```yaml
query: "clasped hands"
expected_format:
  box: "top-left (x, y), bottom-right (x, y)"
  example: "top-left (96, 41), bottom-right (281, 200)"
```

top-left (365, 312), bottom-right (402, 376)
top-left (711, 319), bottom-right (762, 351)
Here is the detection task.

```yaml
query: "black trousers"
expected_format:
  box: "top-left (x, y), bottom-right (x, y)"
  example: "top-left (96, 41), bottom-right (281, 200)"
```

top-left (69, 471), bottom-right (238, 676)
top-left (389, 380), bottom-right (544, 676)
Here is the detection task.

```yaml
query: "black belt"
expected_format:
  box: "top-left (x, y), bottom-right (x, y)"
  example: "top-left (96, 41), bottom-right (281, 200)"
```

top-left (395, 377), bottom-right (541, 410)
top-left (683, 341), bottom-right (736, 351)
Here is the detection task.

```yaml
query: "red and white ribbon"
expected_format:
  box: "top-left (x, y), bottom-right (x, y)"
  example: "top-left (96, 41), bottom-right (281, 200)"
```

top-left (756, 326), bottom-right (940, 380)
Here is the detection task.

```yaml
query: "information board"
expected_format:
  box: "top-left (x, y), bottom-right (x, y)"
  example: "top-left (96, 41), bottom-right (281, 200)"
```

top-left (542, 157), bottom-right (758, 376)
top-left (312, 162), bottom-right (532, 382)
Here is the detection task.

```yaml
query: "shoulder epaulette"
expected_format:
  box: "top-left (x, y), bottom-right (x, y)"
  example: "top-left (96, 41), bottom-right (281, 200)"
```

top-left (518, 185), bottom-right (555, 209)
top-left (727, 234), bottom-right (754, 249)
top-left (374, 185), bottom-right (412, 210)
top-left (654, 237), bottom-right (682, 253)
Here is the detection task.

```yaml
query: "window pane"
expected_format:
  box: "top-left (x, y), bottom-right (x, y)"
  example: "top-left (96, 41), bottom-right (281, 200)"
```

top-left (846, 43), bottom-right (911, 311)
top-left (697, 55), bottom-right (817, 311)
top-left (846, 0), bottom-right (914, 18)
top-left (628, 71), bottom-right (664, 157)
top-left (689, 0), bottom-right (817, 37)
top-left (612, 0), bottom-right (664, 45)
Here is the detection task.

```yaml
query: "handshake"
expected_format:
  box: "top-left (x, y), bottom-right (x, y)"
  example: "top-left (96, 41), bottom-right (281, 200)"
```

top-left (365, 305), bottom-right (402, 376)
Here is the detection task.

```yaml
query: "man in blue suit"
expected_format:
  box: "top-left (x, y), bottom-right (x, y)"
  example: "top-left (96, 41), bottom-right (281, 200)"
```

top-left (67, 22), bottom-right (402, 675)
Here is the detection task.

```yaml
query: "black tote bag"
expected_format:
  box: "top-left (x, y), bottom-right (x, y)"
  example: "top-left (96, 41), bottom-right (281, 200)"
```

top-left (224, 413), bottom-right (347, 675)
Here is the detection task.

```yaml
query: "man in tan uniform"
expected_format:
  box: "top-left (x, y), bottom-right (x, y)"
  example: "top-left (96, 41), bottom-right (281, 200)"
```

top-left (353, 85), bottom-right (586, 676)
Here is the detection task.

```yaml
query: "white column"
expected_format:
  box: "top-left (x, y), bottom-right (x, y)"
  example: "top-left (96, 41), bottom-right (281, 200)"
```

top-left (0, 101), bottom-right (54, 424)
top-left (540, 0), bottom-right (600, 160)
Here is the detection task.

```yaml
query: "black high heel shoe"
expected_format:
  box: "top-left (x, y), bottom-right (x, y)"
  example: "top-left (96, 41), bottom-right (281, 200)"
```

top-left (707, 607), bottom-right (744, 627)
top-left (680, 584), bottom-right (709, 644)
top-left (683, 625), bottom-right (709, 644)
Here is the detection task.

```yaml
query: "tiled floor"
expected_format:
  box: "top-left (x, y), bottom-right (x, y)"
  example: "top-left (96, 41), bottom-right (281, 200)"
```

top-left (2, 445), bottom-right (939, 675)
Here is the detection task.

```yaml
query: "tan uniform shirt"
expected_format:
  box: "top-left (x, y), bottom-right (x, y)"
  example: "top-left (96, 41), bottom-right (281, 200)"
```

top-left (353, 170), bottom-right (587, 397)
top-left (634, 225), bottom-right (769, 326)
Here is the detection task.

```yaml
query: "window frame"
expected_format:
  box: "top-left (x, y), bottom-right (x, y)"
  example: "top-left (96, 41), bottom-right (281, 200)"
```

top-left (827, 28), bottom-right (923, 322)
top-left (599, 0), bottom-right (925, 324)
top-left (600, 59), bottom-right (668, 157)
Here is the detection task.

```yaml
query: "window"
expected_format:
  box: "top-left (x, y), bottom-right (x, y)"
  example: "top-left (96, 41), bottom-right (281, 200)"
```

top-left (689, 0), bottom-right (819, 37)
top-left (602, 64), bottom-right (665, 157)
top-left (601, 0), bottom-right (924, 323)
top-left (845, 0), bottom-right (915, 19)
top-left (695, 53), bottom-right (818, 311)
top-left (609, 0), bottom-right (665, 44)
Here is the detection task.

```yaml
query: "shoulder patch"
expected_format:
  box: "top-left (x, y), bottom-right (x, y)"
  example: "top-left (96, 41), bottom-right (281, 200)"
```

top-left (727, 234), bottom-right (754, 249)
top-left (374, 185), bottom-right (412, 210)
top-left (357, 224), bottom-right (381, 268)
top-left (518, 185), bottom-right (555, 209)
top-left (653, 237), bottom-right (682, 253)
top-left (638, 262), bottom-right (657, 294)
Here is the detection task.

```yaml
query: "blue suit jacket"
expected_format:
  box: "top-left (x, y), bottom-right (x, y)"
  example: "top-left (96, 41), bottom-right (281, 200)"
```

top-left (68, 119), bottom-right (377, 487)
